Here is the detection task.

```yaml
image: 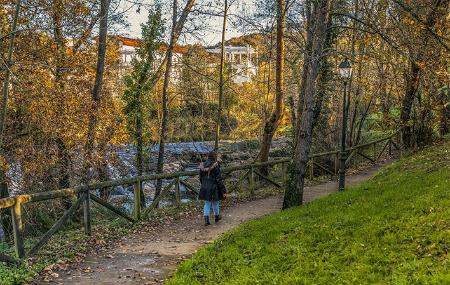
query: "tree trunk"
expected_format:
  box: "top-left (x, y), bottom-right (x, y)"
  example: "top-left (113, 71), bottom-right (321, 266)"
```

top-left (56, 138), bottom-right (72, 209)
top-left (312, 13), bottom-right (335, 131)
top-left (288, 96), bottom-right (296, 130)
top-left (96, 121), bottom-right (118, 200)
top-left (439, 86), bottom-right (450, 136)
top-left (147, 0), bottom-right (196, 92)
top-left (294, 2), bottom-right (313, 149)
top-left (84, 0), bottom-right (110, 181)
top-left (51, 0), bottom-right (73, 210)
top-left (132, 46), bottom-right (160, 207)
top-left (135, 78), bottom-right (145, 207)
top-left (348, 57), bottom-right (364, 147)
top-left (354, 95), bottom-right (374, 145)
top-left (136, 68), bottom-right (146, 205)
top-left (0, 0), bottom-right (21, 240)
top-left (262, 33), bottom-right (274, 137)
top-left (283, 0), bottom-right (332, 209)
top-left (258, 0), bottom-right (285, 170)
top-left (155, 0), bottom-right (178, 199)
top-left (399, 0), bottom-right (447, 148)
top-left (0, 0), bottom-right (20, 149)
top-left (400, 60), bottom-right (420, 148)
top-left (214, 0), bottom-right (228, 151)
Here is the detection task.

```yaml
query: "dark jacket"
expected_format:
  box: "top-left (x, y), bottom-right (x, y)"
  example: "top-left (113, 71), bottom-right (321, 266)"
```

top-left (198, 159), bottom-right (227, 201)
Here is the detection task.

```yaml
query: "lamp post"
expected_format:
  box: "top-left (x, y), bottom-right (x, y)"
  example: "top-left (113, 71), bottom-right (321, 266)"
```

top-left (338, 58), bottom-right (352, 191)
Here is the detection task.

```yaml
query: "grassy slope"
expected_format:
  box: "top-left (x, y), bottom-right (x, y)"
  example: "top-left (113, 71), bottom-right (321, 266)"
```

top-left (168, 140), bottom-right (450, 285)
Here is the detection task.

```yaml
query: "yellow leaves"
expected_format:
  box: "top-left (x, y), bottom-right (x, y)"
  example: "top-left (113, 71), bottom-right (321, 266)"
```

top-left (415, 61), bottom-right (427, 70)
top-left (0, 155), bottom-right (9, 172)
top-left (71, 1), bottom-right (91, 16)
top-left (401, 17), bottom-right (416, 27)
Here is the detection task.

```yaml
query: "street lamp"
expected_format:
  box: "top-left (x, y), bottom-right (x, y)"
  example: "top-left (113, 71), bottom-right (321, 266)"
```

top-left (338, 58), bottom-right (352, 191)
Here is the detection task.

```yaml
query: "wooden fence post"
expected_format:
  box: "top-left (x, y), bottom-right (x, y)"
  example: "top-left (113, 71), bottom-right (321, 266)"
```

top-left (250, 166), bottom-right (255, 195)
top-left (134, 181), bottom-right (141, 220)
top-left (389, 139), bottom-right (392, 155)
top-left (11, 200), bottom-right (25, 258)
top-left (175, 177), bottom-right (181, 207)
top-left (83, 191), bottom-right (91, 235)
top-left (309, 158), bottom-right (314, 180)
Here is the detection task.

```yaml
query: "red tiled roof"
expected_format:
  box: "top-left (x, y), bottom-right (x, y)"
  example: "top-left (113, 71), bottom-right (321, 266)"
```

top-left (117, 35), bottom-right (141, 47)
top-left (117, 35), bottom-right (187, 54)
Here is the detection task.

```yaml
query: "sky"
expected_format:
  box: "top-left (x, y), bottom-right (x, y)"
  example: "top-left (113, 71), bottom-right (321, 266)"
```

top-left (119, 0), bottom-right (256, 45)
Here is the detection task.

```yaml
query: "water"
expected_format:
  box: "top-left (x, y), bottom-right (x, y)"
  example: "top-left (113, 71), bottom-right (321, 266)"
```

top-left (150, 141), bottom-right (214, 155)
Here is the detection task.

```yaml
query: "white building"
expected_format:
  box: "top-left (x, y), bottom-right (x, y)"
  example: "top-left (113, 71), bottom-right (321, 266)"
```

top-left (116, 36), bottom-right (258, 85)
top-left (117, 36), bottom-right (184, 83)
top-left (206, 44), bottom-right (258, 84)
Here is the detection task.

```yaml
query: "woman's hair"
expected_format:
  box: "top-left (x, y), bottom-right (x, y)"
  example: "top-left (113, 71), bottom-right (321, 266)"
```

top-left (207, 151), bottom-right (217, 162)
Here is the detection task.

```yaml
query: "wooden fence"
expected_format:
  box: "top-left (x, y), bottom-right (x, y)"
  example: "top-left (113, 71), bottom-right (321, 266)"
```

top-left (0, 133), bottom-right (399, 262)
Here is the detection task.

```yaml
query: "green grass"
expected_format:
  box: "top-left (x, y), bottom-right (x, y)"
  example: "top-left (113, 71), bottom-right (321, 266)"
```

top-left (167, 139), bottom-right (450, 285)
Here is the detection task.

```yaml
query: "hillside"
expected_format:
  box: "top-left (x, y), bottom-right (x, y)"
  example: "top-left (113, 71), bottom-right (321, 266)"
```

top-left (167, 139), bottom-right (450, 284)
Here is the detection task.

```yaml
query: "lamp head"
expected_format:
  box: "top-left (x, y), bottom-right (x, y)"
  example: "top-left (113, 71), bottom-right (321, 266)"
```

top-left (338, 58), bottom-right (352, 80)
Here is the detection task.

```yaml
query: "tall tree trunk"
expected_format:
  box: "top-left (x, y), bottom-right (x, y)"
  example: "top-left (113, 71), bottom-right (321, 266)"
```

top-left (135, 82), bottom-right (145, 205)
top-left (153, 0), bottom-right (195, 200)
top-left (147, 0), bottom-right (196, 92)
top-left (263, 32), bottom-right (274, 136)
top-left (97, 124), bottom-right (117, 200)
top-left (283, 0), bottom-right (332, 209)
top-left (84, 0), bottom-right (110, 180)
top-left (294, 2), bottom-right (313, 148)
top-left (439, 85), bottom-right (450, 136)
top-left (57, 138), bottom-right (72, 209)
top-left (400, 60), bottom-right (420, 148)
top-left (348, 58), bottom-right (363, 147)
top-left (155, 0), bottom-right (178, 199)
top-left (399, 0), bottom-right (447, 148)
top-left (288, 96), bottom-right (296, 130)
top-left (346, 0), bottom-right (360, 147)
top-left (134, 63), bottom-right (151, 207)
top-left (52, 0), bottom-right (65, 82)
top-left (0, 0), bottom-right (20, 149)
top-left (51, 0), bottom-right (72, 210)
top-left (214, 0), bottom-right (228, 151)
top-left (258, 0), bottom-right (285, 169)
top-left (312, 11), bottom-right (335, 131)
top-left (0, 0), bottom-right (21, 240)
top-left (354, 95), bottom-right (374, 145)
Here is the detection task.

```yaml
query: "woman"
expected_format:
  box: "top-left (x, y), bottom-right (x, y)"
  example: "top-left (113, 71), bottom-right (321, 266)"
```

top-left (199, 151), bottom-right (227, 225)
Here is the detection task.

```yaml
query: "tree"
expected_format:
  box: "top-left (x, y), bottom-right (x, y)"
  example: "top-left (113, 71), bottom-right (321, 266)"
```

top-left (214, 0), bottom-right (228, 151)
top-left (123, 3), bottom-right (164, 206)
top-left (155, 0), bottom-right (196, 199)
top-left (258, 0), bottom-right (285, 170)
top-left (84, 0), bottom-right (111, 178)
top-left (283, 0), bottom-right (332, 209)
top-left (397, 0), bottom-right (449, 148)
top-left (82, 0), bottom-right (110, 233)
top-left (0, 0), bottom-right (21, 239)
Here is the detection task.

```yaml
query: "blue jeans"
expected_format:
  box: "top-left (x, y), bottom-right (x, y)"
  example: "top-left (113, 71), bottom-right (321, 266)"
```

top-left (203, 200), bottom-right (219, 217)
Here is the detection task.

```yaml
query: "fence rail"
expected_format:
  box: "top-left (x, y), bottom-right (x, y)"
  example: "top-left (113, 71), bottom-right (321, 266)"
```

top-left (0, 132), bottom-right (400, 262)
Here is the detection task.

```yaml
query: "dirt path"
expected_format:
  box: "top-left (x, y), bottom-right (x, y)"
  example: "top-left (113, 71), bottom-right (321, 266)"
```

top-left (41, 161), bottom-right (391, 285)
